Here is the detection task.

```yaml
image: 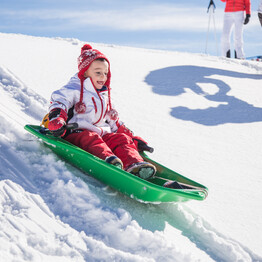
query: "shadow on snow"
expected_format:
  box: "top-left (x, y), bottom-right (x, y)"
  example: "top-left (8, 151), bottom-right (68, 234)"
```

top-left (145, 65), bottom-right (262, 126)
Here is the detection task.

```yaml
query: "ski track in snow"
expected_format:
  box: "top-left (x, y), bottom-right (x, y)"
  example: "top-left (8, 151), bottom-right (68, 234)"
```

top-left (1, 64), bottom-right (261, 261)
top-left (0, 180), bottom-right (152, 262)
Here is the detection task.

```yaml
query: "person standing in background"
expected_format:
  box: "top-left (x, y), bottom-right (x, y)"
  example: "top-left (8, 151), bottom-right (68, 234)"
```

top-left (258, 0), bottom-right (262, 26)
top-left (221, 0), bottom-right (251, 59)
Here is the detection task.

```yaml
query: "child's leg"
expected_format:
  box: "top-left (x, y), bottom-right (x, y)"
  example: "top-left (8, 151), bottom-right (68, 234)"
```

top-left (64, 130), bottom-right (114, 160)
top-left (103, 133), bottom-right (143, 169)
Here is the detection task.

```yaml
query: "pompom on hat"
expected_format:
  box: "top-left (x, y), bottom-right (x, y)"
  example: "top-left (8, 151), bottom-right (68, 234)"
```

top-left (75, 44), bottom-right (111, 114)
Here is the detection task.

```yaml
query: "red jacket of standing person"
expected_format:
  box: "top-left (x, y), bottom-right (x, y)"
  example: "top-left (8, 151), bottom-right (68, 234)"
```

top-left (221, 0), bottom-right (251, 15)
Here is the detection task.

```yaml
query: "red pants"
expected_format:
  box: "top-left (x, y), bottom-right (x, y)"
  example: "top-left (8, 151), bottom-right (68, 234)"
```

top-left (64, 130), bottom-right (143, 169)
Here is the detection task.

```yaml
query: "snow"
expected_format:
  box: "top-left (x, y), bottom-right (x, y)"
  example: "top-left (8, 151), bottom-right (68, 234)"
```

top-left (0, 32), bottom-right (262, 262)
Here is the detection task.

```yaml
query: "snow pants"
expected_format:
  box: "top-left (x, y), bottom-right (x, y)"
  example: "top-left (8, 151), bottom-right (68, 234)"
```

top-left (64, 130), bottom-right (144, 169)
top-left (221, 11), bottom-right (245, 59)
top-left (259, 13), bottom-right (262, 27)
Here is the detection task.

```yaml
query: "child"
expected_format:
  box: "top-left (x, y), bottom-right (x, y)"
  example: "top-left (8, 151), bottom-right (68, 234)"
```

top-left (48, 44), bottom-right (156, 180)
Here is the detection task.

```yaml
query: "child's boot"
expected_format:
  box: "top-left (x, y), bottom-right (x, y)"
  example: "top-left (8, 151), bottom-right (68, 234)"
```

top-left (126, 162), bottom-right (156, 180)
top-left (105, 156), bottom-right (123, 169)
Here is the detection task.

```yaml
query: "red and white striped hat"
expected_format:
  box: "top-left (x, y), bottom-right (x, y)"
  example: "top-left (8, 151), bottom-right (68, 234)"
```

top-left (75, 44), bottom-right (111, 113)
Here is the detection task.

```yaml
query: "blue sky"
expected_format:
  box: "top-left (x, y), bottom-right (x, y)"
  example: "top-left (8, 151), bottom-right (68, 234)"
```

top-left (0, 0), bottom-right (261, 57)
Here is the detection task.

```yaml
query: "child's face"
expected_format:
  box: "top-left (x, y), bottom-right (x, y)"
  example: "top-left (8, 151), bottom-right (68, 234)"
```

top-left (84, 60), bottom-right (109, 90)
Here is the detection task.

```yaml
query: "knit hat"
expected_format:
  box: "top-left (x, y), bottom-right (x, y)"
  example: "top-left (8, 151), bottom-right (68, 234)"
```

top-left (75, 44), bottom-right (111, 114)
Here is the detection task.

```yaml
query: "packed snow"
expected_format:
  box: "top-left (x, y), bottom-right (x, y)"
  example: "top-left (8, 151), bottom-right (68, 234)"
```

top-left (0, 32), bottom-right (262, 262)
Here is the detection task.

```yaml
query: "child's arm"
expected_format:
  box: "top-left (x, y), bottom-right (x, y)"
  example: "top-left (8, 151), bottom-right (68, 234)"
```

top-left (47, 83), bottom-right (78, 136)
top-left (75, 120), bottom-right (112, 137)
top-left (49, 88), bottom-right (76, 113)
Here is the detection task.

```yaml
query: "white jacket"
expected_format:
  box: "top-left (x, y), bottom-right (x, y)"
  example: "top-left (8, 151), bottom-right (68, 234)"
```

top-left (49, 74), bottom-right (121, 136)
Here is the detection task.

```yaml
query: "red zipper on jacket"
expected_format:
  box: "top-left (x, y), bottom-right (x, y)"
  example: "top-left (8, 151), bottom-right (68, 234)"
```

top-left (92, 97), bottom-right (97, 113)
top-left (90, 78), bottom-right (106, 125)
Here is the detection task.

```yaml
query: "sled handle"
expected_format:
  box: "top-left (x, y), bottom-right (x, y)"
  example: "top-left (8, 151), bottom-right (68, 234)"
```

top-left (66, 123), bottom-right (79, 130)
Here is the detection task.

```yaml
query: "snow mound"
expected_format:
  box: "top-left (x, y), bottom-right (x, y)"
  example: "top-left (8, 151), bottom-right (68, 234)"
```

top-left (0, 32), bottom-right (262, 261)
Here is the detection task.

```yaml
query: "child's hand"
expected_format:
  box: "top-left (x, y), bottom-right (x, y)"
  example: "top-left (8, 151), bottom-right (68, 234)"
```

top-left (133, 136), bottom-right (147, 150)
top-left (108, 109), bottom-right (118, 120)
top-left (48, 108), bottom-right (68, 137)
top-left (133, 136), bottom-right (154, 153)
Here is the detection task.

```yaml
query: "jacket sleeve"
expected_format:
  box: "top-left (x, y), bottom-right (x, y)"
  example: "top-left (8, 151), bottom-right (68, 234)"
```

top-left (76, 121), bottom-right (112, 136)
top-left (49, 76), bottom-right (80, 113)
top-left (245, 0), bottom-right (251, 14)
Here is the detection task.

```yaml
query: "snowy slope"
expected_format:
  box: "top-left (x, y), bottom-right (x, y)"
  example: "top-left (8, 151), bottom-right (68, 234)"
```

top-left (0, 32), bottom-right (262, 262)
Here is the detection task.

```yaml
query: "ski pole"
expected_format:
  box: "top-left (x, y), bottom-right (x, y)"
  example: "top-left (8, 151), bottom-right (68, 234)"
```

top-left (205, 0), bottom-right (218, 55)
top-left (207, 0), bottom-right (216, 12)
top-left (205, 6), bottom-right (212, 54)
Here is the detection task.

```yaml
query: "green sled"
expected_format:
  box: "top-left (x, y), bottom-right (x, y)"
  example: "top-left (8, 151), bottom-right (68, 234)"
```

top-left (24, 124), bottom-right (208, 203)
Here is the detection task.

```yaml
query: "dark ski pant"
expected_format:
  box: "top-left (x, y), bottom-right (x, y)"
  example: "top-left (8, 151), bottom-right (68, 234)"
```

top-left (259, 13), bottom-right (262, 27)
top-left (64, 130), bottom-right (143, 169)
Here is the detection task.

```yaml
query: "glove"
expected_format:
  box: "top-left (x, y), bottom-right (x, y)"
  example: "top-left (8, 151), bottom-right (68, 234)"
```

top-left (133, 136), bottom-right (154, 153)
top-left (48, 108), bottom-right (67, 137)
top-left (107, 108), bottom-right (119, 121)
top-left (133, 136), bottom-right (147, 150)
top-left (244, 14), bottom-right (250, 25)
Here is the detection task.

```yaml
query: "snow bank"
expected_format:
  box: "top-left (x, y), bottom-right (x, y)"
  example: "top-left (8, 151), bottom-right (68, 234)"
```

top-left (0, 32), bottom-right (262, 261)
